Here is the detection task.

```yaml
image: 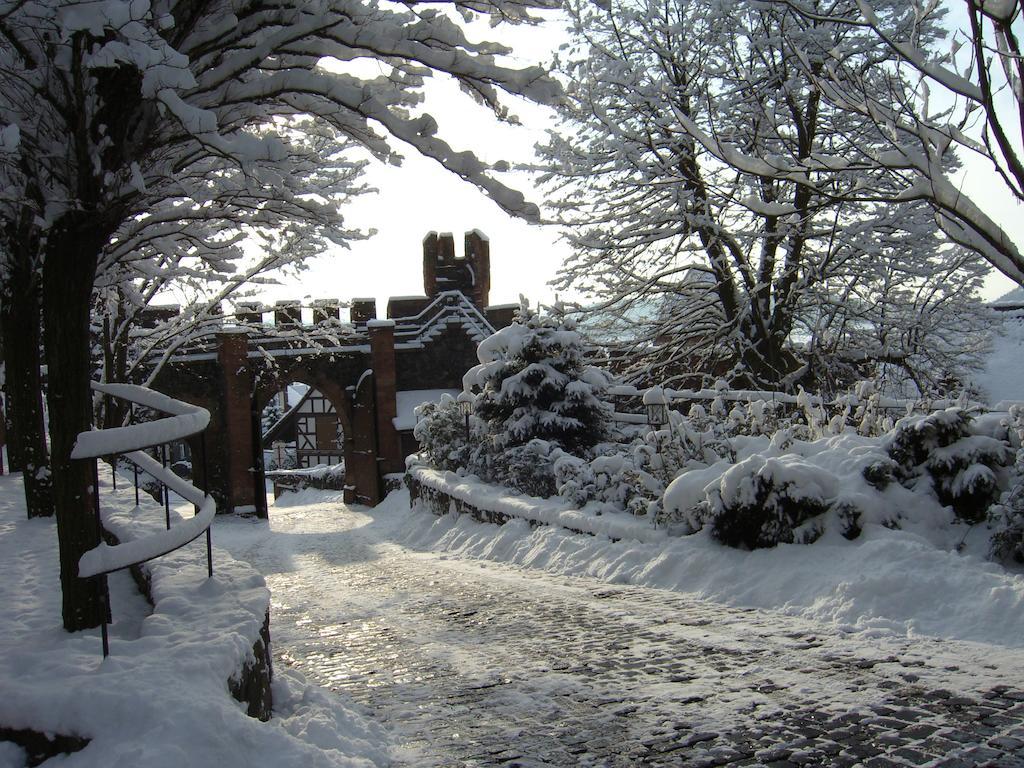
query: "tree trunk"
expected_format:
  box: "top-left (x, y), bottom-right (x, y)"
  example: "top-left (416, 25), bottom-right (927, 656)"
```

top-left (43, 213), bottom-right (106, 632)
top-left (2, 344), bottom-right (25, 473)
top-left (0, 259), bottom-right (54, 517)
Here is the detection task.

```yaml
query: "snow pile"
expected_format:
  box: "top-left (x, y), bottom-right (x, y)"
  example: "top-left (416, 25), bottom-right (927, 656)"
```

top-left (393, 487), bottom-right (1024, 648)
top-left (0, 473), bottom-right (387, 767)
top-left (409, 465), bottom-right (665, 543)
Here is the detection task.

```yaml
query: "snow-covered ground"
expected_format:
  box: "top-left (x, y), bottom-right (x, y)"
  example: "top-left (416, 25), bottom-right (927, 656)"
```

top-left (0, 473), bottom-right (388, 768)
top-left (4, 467), bottom-right (1023, 765)
top-left (401, 485), bottom-right (1024, 650)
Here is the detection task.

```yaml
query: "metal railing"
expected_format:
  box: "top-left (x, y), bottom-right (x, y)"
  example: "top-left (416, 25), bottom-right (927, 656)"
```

top-left (393, 290), bottom-right (495, 346)
top-left (71, 383), bottom-right (215, 657)
top-left (606, 383), bottom-right (1023, 424)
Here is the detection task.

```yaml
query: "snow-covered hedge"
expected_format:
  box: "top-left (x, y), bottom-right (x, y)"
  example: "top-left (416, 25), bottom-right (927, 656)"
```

top-left (666, 408), bottom-right (1019, 553)
top-left (412, 308), bottom-right (1024, 562)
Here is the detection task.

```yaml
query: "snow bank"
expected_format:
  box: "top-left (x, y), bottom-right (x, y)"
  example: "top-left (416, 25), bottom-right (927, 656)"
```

top-left (0, 474), bottom-right (387, 767)
top-left (409, 465), bottom-right (666, 543)
top-left (394, 485), bottom-right (1024, 649)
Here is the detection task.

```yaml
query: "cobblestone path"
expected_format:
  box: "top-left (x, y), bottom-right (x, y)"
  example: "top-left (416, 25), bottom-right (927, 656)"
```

top-left (220, 500), bottom-right (1024, 767)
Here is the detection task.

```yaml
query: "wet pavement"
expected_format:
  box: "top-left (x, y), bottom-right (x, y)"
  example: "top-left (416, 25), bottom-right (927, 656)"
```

top-left (218, 498), bottom-right (1024, 767)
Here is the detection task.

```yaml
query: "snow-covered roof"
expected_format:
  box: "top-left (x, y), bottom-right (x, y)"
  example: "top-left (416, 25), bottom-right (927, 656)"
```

top-left (393, 389), bottom-right (460, 431)
top-left (971, 311), bottom-right (1024, 404)
top-left (993, 286), bottom-right (1024, 306)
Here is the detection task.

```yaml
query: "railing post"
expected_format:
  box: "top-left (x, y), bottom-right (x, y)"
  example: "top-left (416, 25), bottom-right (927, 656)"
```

top-left (92, 459), bottom-right (110, 658)
top-left (131, 405), bottom-right (139, 506)
top-left (161, 445), bottom-right (170, 530)
top-left (106, 394), bottom-right (116, 490)
top-left (202, 433), bottom-right (213, 578)
top-left (206, 527), bottom-right (214, 578)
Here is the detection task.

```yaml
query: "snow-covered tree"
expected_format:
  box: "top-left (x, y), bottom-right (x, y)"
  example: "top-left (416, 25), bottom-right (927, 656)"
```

top-left (0, 0), bottom-right (559, 631)
top-left (466, 301), bottom-right (612, 455)
top-left (0, 238), bottom-right (51, 518)
top-left (797, 204), bottom-right (992, 397)
top-left (92, 144), bottom-right (368, 431)
top-left (772, 0), bottom-right (1024, 285)
top-left (541, 0), bottom-right (988, 392)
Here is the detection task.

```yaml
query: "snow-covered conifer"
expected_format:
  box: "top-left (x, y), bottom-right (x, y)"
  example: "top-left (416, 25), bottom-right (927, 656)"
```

top-left (467, 301), bottom-right (612, 456)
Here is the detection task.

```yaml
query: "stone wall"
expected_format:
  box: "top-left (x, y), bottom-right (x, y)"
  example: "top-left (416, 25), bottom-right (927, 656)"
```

top-left (102, 526), bottom-right (275, 721)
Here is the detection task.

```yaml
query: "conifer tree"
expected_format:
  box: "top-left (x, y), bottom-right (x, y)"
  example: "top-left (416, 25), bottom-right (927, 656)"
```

top-left (469, 302), bottom-right (611, 455)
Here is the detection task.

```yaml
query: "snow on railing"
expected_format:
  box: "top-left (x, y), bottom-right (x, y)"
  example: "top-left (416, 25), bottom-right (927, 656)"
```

top-left (607, 384), bottom-right (990, 416)
top-left (77, 449), bottom-right (215, 578)
top-left (393, 290), bottom-right (494, 345)
top-left (72, 383), bottom-right (209, 459)
top-left (72, 382), bottom-right (214, 657)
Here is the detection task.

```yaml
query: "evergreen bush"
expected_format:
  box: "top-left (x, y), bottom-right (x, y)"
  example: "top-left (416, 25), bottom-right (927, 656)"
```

top-left (885, 409), bottom-right (1009, 523)
top-left (692, 455), bottom-right (833, 549)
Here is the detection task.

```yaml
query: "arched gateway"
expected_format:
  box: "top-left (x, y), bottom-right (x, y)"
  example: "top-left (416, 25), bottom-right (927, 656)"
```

top-left (149, 231), bottom-right (515, 515)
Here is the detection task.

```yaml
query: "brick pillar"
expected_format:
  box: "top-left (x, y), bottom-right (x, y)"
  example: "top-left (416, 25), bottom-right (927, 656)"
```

top-left (216, 330), bottom-right (262, 516)
top-left (423, 231), bottom-right (438, 296)
top-left (368, 320), bottom-right (403, 481)
top-left (348, 375), bottom-right (379, 505)
top-left (465, 230), bottom-right (490, 309)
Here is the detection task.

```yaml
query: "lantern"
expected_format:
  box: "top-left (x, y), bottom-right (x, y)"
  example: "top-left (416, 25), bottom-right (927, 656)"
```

top-left (643, 385), bottom-right (669, 429)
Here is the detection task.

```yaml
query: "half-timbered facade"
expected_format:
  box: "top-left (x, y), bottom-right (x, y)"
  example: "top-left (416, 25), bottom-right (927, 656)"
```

top-left (263, 387), bottom-right (344, 468)
top-left (294, 388), bottom-right (343, 467)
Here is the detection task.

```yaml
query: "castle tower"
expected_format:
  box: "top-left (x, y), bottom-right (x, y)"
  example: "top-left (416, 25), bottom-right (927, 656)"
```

top-left (422, 230), bottom-right (491, 309)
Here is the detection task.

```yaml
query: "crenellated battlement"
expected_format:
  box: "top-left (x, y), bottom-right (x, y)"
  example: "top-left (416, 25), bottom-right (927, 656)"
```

top-left (139, 230), bottom-right (500, 332)
top-left (422, 230), bottom-right (490, 310)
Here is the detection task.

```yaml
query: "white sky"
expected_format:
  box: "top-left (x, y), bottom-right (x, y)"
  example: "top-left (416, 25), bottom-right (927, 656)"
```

top-left (251, 6), bottom-right (1024, 314)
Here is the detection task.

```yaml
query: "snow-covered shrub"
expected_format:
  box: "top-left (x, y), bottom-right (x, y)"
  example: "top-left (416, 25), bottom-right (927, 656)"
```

top-left (681, 455), bottom-right (834, 549)
top-left (413, 395), bottom-right (475, 473)
top-left (552, 453), bottom-right (596, 508)
top-left (550, 408), bottom-right (733, 520)
top-left (988, 493), bottom-right (1024, 564)
top-left (885, 408), bottom-right (1009, 523)
top-left (466, 301), bottom-right (612, 455)
top-left (988, 405), bottom-right (1024, 563)
top-left (488, 439), bottom-right (558, 497)
top-left (847, 380), bottom-right (896, 436)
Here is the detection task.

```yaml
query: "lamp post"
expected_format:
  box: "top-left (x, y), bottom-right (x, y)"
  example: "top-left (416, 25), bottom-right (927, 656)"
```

top-left (643, 386), bottom-right (669, 527)
top-left (457, 391), bottom-right (474, 442)
top-left (644, 385), bottom-right (669, 432)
